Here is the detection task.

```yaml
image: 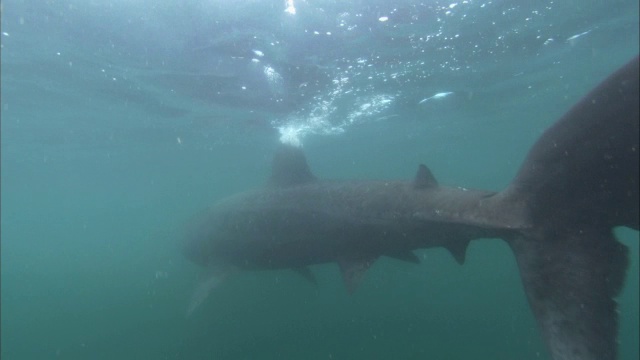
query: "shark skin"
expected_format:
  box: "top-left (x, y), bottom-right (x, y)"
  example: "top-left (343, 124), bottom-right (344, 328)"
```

top-left (183, 56), bottom-right (639, 360)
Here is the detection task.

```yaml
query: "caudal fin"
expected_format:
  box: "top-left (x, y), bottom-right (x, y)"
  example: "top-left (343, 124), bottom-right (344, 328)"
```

top-left (500, 56), bottom-right (639, 360)
top-left (510, 228), bottom-right (628, 360)
top-left (503, 56), bottom-right (639, 231)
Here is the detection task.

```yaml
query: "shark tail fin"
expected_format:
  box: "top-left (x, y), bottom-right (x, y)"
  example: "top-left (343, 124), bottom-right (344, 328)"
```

top-left (509, 228), bottom-right (628, 360)
top-left (498, 56), bottom-right (639, 360)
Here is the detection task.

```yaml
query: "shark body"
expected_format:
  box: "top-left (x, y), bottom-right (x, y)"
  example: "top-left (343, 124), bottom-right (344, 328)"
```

top-left (183, 56), bottom-right (639, 360)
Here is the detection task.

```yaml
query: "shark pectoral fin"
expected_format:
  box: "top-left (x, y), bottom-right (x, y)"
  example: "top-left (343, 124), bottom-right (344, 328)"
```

top-left (292, 267), bottom-right (317, 285)
top-left (385, 250), bottom-right (421, 264)
top-left (338, 256), bottom-right (377, 294)
top-left (186, 268), bottom-right (230, 317)
top-left (444, 240), bottom-right (470, 265)
top-left (509, 228), bottom-right (628, 360)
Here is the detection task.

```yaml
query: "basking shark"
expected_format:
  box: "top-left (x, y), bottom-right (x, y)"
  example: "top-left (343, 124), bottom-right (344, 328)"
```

top-left (183, 56), bottom-right (639, 360)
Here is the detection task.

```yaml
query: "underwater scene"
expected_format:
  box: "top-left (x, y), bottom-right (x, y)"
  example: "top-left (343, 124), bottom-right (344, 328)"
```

top-left (1, 1), bottom-right (638, 359)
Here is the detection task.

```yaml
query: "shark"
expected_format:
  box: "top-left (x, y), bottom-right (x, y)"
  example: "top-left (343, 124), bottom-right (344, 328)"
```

top-left (183, 56), bottom-right (639, 360)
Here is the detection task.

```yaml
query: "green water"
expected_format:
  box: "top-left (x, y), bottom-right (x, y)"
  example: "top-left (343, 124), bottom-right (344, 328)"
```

top-left (1, 0), bottom-right (638, 359)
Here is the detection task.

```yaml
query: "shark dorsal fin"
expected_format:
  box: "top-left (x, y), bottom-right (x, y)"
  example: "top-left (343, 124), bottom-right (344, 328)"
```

top-left (269, 145), bottom-right (316, 187)
top-left (414, 164), bottom-right (438, 189)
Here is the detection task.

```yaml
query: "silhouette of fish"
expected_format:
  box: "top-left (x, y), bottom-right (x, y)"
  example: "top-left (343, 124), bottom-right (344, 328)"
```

top-left (184, 56), bottom-right (639, 360)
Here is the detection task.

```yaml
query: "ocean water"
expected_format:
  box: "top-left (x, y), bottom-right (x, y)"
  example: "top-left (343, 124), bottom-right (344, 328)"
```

top-left (1, 1), bottom-right (638, 359)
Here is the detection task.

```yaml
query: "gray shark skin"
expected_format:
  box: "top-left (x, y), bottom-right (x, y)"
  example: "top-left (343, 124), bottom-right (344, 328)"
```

top-left (183, 56), bottom-right (639, 360)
